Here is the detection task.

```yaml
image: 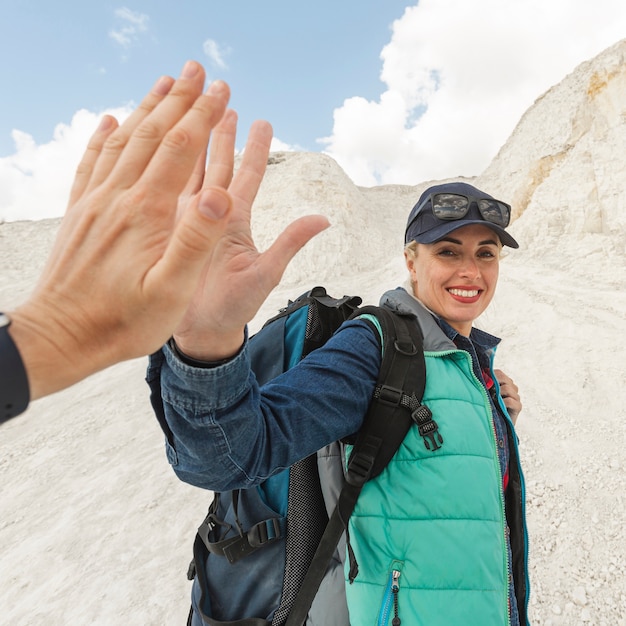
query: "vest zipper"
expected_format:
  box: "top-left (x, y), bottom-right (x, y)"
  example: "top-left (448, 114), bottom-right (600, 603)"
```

top-left (469, 352), bottom-right (512, 624)
top-left (377, 568), bottom-right (401, 626)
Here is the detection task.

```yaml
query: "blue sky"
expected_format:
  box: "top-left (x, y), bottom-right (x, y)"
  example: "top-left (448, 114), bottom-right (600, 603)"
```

top-left (1, 0), bottom-right (625, 221)
top-left (0, 0), bottom-right (410, 156)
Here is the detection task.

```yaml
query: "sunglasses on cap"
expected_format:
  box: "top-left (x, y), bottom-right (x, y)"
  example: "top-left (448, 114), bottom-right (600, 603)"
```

top-left (413, 192), bottom-right (511, 228)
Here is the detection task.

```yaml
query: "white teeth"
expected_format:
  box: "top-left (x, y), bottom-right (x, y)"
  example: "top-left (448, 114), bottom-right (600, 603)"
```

top-left (449, 288), bottom-right (479, 298)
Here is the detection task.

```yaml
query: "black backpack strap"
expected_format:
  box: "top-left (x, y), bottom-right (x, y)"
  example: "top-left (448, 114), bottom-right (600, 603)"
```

top-left (284, 306), bottom-right (429, 626)
top-left (355, 306), bottom-right (443, 458)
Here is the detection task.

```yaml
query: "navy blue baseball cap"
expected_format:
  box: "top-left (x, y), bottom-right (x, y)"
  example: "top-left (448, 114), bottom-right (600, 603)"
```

top-left (404, 182), bottom-right (519, 249)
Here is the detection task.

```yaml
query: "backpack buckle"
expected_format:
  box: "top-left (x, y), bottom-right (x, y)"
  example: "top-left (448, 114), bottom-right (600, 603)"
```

top-left (376, 385), bottom-right (404, 406)
top-left (248, 517), bottom-right (283, 548)
top-left (411, 405), bottom-right (443, 451)
top-left (222, 517), bottom-right (286, 563)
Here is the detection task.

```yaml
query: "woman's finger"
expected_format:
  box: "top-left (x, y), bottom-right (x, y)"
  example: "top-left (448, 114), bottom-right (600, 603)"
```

top-left (227, 120), bottom-right (273, 223)
top-left (204, 109), bottom-right (238, 190)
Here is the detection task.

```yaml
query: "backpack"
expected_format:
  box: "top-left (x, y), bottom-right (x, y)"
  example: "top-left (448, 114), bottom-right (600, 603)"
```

top-left (187, 286), bottom-right (439, 626)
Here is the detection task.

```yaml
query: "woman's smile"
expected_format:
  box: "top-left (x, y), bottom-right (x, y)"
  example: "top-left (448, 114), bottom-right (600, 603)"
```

top-left (447, 287), bottom-right (481, 302)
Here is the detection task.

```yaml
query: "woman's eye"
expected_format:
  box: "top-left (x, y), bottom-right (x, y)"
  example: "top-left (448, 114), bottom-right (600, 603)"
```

top-left (478, 249), bottom-right (497, 258)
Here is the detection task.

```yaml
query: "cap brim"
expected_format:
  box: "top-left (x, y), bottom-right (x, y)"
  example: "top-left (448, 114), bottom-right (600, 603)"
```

top-left (414, 220), bottom-right (519, 249)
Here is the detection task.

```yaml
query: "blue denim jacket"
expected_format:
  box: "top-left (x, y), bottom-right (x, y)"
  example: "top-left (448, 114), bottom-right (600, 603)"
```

top-left (147, 319), bottom-right (381, 492)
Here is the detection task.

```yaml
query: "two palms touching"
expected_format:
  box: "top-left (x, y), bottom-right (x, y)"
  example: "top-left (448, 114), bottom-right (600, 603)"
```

top-left (12, 62), bottom-right (326, 401)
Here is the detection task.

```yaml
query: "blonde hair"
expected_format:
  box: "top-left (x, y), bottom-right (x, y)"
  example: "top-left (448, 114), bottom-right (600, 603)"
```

top-left (404, 240), bottom-right (418, 260)
top-left (403, 241), bottom-right (418, 296)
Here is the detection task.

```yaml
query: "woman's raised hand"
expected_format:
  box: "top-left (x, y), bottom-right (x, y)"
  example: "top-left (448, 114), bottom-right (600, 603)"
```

top-left (172, 113), bottom-right (329, 360)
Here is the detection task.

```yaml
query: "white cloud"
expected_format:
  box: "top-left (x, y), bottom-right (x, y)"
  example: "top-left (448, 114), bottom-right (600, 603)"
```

top-left (0, 106), bottom-right (132, 222)
top-left (202, 39), bottom-right (230, 70)
top-left (0, 107), bottom-right (294, 223)
top-left (270, 137), bottom-right (301, 152)
top-left (109, 7), bottom-right (149, 49)
top-left (322, 0), bottom-right (626, 186)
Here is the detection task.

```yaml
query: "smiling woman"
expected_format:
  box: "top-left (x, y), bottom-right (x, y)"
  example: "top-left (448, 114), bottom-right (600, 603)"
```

top-left (404, 224), bottom-right (502, 336)
top-left (147, 175), bottom-right (530, 625)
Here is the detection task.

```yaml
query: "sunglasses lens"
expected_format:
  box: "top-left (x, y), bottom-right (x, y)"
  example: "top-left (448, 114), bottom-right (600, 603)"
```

top-left (477, 199), bottom-right (510, 227)
top-left (431, 193), bottom-right (469, 220)
top-left (419, 192), bottom-right (511, 231)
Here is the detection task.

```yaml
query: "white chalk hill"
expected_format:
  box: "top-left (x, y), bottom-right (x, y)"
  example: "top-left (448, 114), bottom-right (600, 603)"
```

top-left (1, 39), bottom-right (625, 625)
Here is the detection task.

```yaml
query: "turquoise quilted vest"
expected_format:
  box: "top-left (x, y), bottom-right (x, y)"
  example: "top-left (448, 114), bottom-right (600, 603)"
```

top-left (345, 320), bottom-right (515, 625)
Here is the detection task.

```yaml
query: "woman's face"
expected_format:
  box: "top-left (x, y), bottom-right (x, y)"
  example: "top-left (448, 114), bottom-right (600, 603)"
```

top-left (405, 224), bottom-right (502, 336)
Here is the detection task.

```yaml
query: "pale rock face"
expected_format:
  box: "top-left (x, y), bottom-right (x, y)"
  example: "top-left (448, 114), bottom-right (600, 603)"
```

top-left (251, 150), bottom-right (385, 286)
top-left (477, 39), bottom-right (626, 276)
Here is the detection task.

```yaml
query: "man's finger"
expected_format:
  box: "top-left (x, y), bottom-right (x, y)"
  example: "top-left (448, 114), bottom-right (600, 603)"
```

top-left (145, 187), bottom-right (232, 304)
top-left (85, 74), bottom-right (176, 193)
top-left (127, 80), bottom-right (231, 217)
top-left (67, 115), bottom-right (119, 208)
top-left (180, 148), bottom-right (209, 200)
top-left (107, 64), bottom-right (213, 190)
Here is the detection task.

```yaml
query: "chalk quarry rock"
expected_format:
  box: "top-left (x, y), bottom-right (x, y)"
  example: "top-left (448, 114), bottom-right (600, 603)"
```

top-left (477, 38), bottom-right (626, 272)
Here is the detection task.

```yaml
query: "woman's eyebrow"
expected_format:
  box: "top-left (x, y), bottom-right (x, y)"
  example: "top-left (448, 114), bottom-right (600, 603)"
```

top-left (438, 237), bottom-right (499, 246)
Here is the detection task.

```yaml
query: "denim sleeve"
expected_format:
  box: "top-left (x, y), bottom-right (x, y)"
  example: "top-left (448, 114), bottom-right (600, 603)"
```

top-left (146, 319), bottom-right (381, 492)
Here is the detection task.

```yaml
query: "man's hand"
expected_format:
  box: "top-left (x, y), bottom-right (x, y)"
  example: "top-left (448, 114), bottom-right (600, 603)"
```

top-left (8, 61), bottom-right (238, 400)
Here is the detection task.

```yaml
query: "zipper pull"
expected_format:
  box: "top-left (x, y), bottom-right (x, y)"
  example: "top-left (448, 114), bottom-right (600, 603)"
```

top-left (391, 570), bottom-right (401, 625)
top-left (392, 569), bottom-right (401, 589)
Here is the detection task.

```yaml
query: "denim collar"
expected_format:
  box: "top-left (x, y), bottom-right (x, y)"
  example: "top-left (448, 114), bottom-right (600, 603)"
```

top-left (437, 317), bottom-right (500, 371)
